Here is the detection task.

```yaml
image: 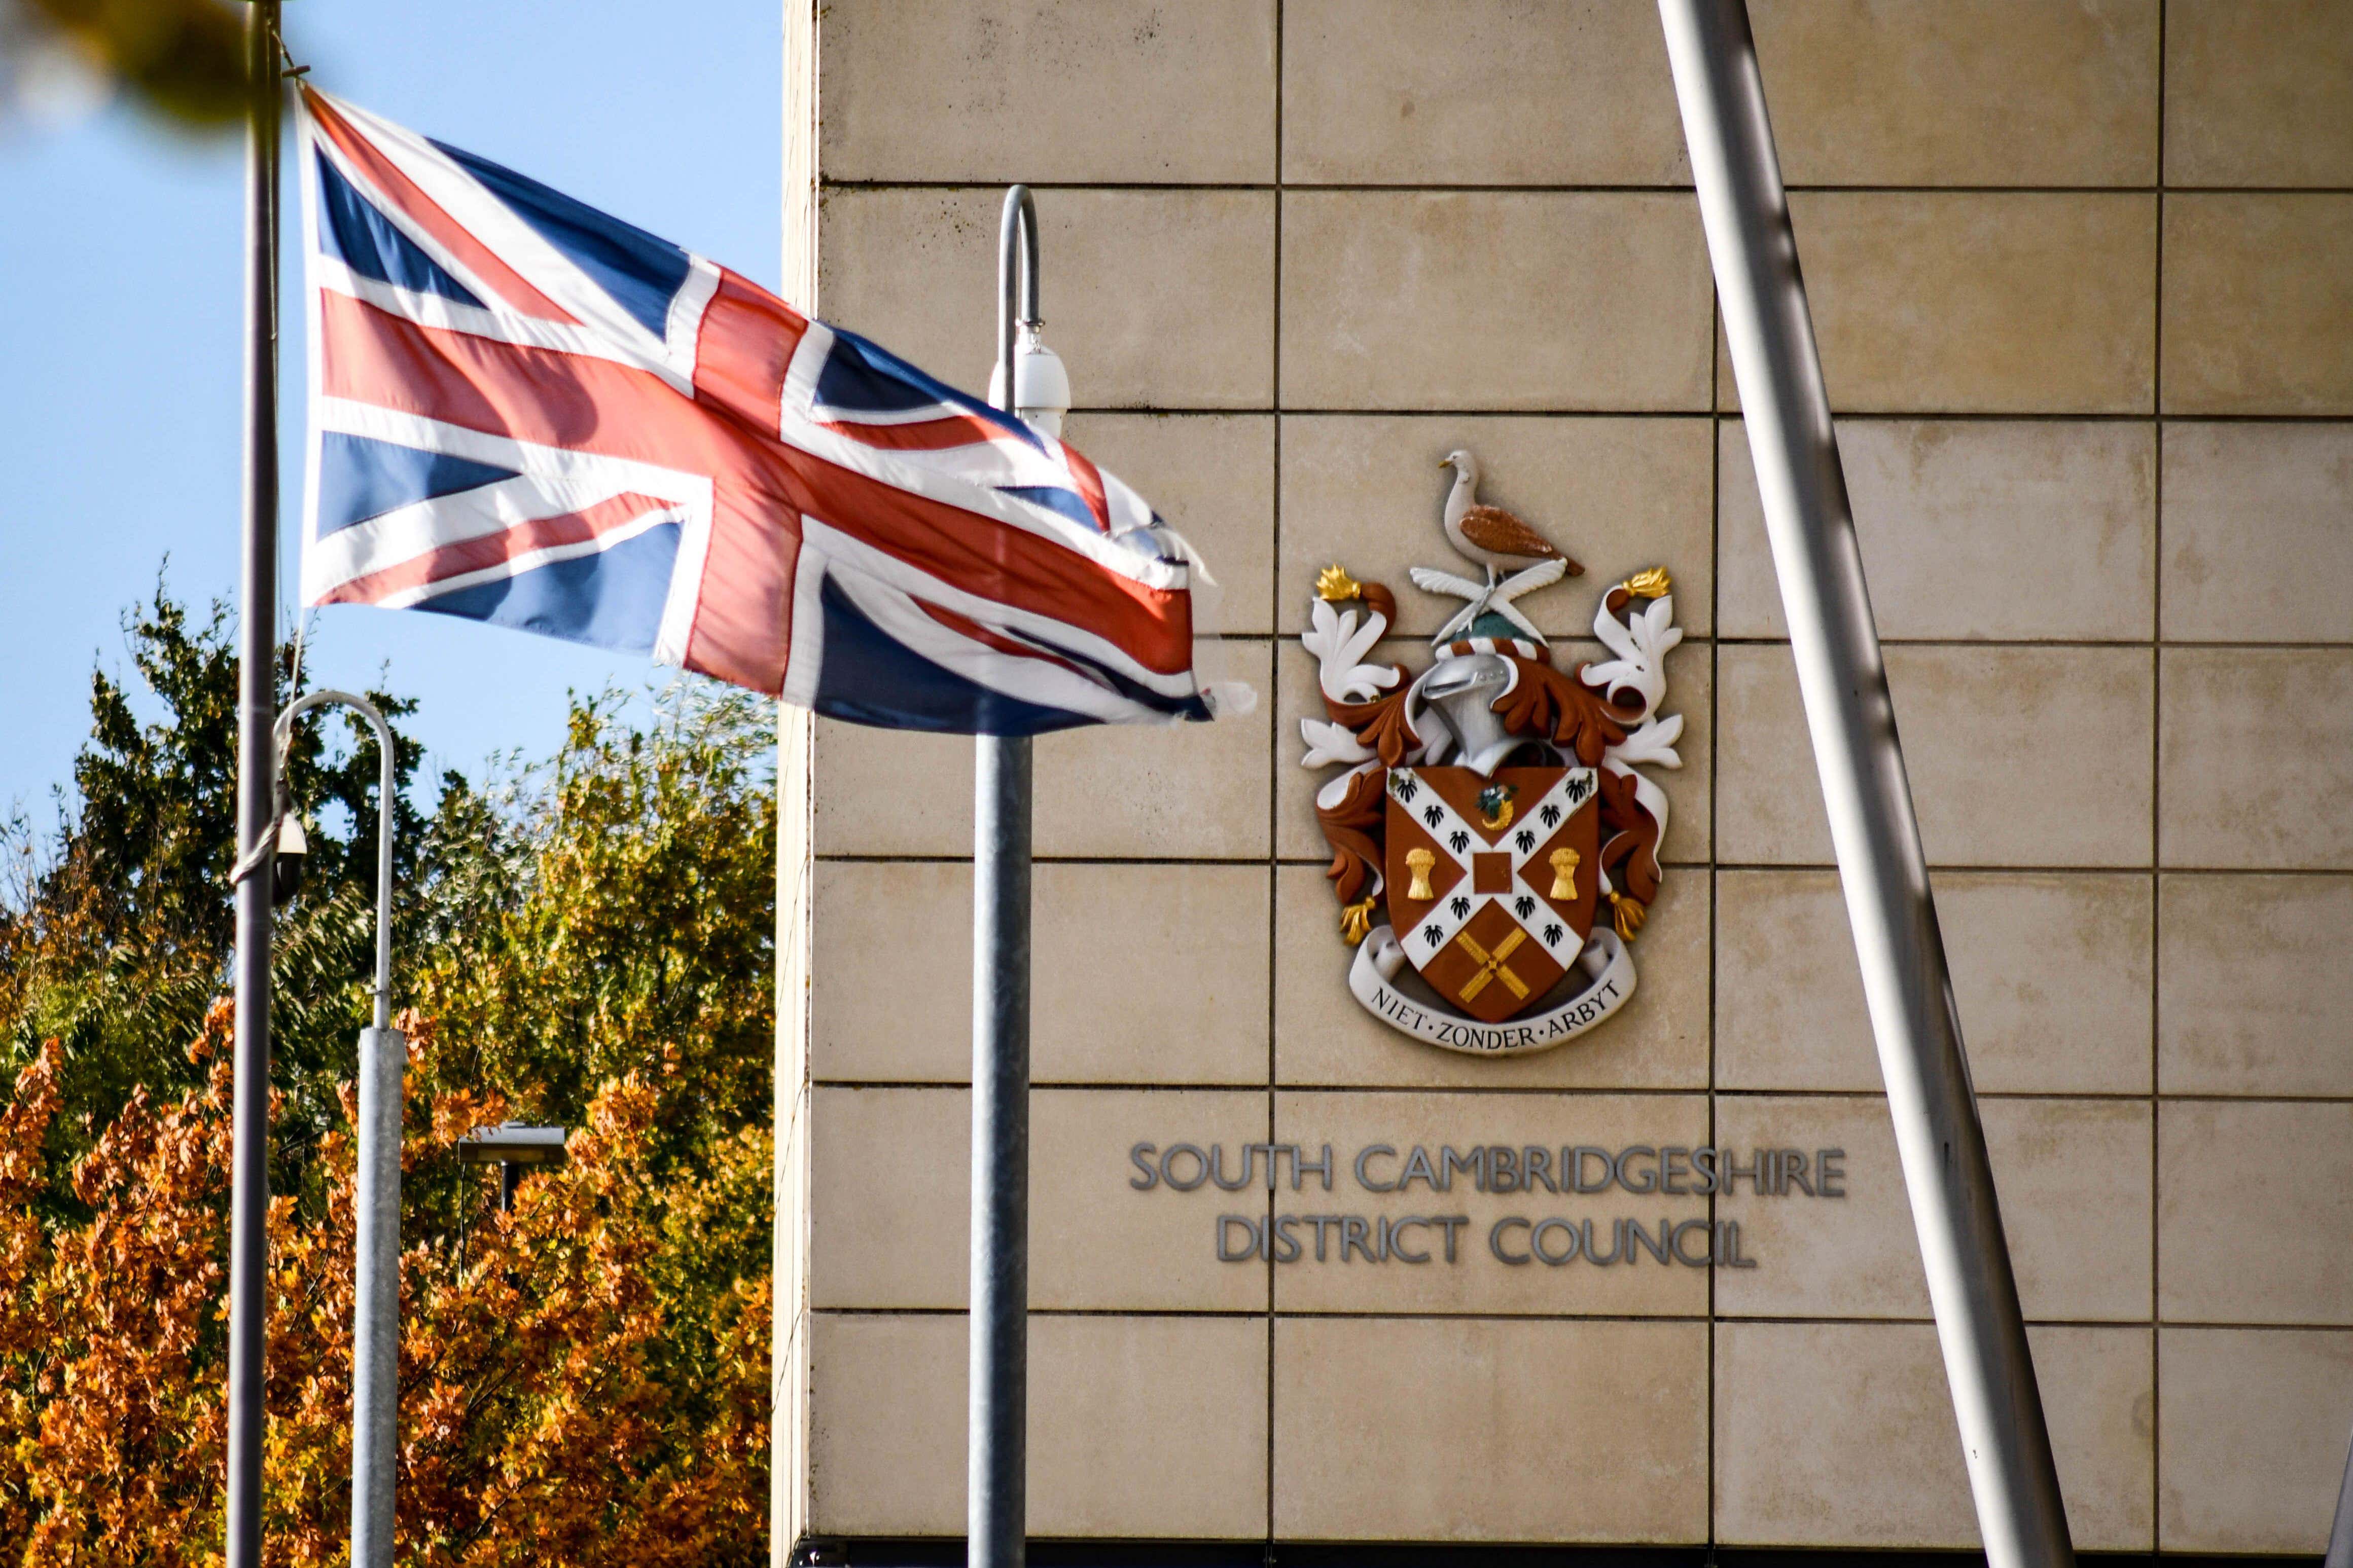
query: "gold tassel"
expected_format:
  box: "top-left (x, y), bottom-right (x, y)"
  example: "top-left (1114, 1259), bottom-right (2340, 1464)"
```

top-left (1605, 889), bottom-right (1647, 941)
top-left (1340, 896), bottom-right (1376, 945)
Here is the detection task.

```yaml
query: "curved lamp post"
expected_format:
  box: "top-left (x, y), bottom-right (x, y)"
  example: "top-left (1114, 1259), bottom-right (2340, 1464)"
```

top-left (273, 688), bottom-right (401, 1568)
top-left (966, 184), bottom-right (1072, 1568)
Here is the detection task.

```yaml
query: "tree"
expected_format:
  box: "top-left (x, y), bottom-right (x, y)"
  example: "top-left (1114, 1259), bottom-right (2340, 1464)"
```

top-left (405, 686), bottom-right (778, 1428)
top-left (2, 582), bottom-right (434, 1217)
top-left (0, 1009), bottom-right (770, 1565)
top-left (0, 585), bottom-right (779, 1555)
top-left (412, 688), bottom-right (777, 1174)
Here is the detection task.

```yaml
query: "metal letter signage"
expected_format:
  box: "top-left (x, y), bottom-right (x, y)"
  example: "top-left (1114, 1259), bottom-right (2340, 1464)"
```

top-left (1299, 450), bottom-right (1683, 1056)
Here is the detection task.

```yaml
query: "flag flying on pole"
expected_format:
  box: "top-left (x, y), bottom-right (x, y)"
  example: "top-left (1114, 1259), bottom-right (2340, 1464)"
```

top-left (295, 87), bottom-right (1235, 735)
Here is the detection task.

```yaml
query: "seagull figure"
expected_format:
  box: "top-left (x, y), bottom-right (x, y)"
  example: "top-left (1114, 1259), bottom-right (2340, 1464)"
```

top-left (1408, 450), bottom-right (1584, 643)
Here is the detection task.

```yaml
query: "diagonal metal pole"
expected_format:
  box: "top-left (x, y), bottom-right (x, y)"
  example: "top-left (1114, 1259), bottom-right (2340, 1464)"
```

top-left (1655, 4), bottom-right (2075, 1562)
top-left (2328, 1419), bottom-right (2353, 1568)
top-left (226, 3), bottom-right (282, 1564)
top-left (969, 184), bottom-right (1039, 1568)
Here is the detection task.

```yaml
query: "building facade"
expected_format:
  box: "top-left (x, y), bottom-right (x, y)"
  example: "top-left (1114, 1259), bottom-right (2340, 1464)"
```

top-left (774, 2), bottom-right (2353, 1557)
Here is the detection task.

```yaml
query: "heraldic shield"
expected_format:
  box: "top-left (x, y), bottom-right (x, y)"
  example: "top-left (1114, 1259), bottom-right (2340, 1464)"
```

top-left (1296, 488), bottom-right (1684, 1057)
top-left (1383, 765), bottom-right (1600, 1024)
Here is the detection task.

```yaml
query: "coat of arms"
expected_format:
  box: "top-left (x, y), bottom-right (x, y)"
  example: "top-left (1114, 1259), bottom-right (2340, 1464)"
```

top-left (1300, 450), bottom-right (1683, 1055)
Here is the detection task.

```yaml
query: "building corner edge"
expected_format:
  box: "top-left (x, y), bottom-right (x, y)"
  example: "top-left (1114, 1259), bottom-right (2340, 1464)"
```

top-left (772, 3), bottom-right (819, 1561)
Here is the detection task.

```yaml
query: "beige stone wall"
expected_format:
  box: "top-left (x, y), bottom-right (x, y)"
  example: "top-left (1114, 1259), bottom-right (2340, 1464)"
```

top-left (783, 0), bottom-right (2353, 1552)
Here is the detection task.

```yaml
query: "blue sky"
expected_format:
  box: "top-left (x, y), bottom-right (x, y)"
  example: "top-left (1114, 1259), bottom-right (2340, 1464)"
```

top-left (0, 0), bottom-right (782, 817)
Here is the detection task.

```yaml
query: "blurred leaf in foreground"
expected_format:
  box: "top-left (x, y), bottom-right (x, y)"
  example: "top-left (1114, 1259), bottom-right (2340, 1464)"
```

top-left (3, 0), bottom-right (253, 133)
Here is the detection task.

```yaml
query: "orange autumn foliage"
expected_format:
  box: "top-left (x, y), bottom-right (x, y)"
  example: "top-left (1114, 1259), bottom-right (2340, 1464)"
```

top-left (0, 1003), bottom-right (768, 1566)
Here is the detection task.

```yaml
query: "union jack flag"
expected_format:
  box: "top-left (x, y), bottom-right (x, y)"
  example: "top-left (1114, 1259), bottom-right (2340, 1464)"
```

top-left (296, 88), bottom-right (1229, 734)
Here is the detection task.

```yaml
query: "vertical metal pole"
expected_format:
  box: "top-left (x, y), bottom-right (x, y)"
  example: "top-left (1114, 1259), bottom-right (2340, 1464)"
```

top-left (969, 185), bottom-right (1038, 1568)
top-left (1655, 5), bottom-right (2074, 1564)
top-left (2327, 1420), bottom-right (2353, 1568)
top-left (226, 4), bottom-right (281, 1564)
top-left (352, 1021), bottom-right (402, 1567)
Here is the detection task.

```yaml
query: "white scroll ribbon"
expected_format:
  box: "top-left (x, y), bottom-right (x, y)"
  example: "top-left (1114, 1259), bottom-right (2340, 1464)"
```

top-left (1346, 924), bottom-right (1637, 1056)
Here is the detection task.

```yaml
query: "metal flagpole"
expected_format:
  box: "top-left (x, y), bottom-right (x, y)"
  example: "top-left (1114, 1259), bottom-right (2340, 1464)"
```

top-left (1654, 4), bottom-right (2075, 1563)
top-left (227, 2), bottom-right (282, 1563)
top-left (969, 184), bottom-right (1039, 1568)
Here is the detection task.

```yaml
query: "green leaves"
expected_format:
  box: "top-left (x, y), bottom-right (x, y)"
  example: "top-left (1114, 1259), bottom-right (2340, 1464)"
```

top-left (414, 684), bottom-right (776, 1182)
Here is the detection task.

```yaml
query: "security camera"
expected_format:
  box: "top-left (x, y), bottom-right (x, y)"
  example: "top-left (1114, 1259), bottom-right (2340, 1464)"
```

top-left (270, 814), bottom-right (308, 907)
